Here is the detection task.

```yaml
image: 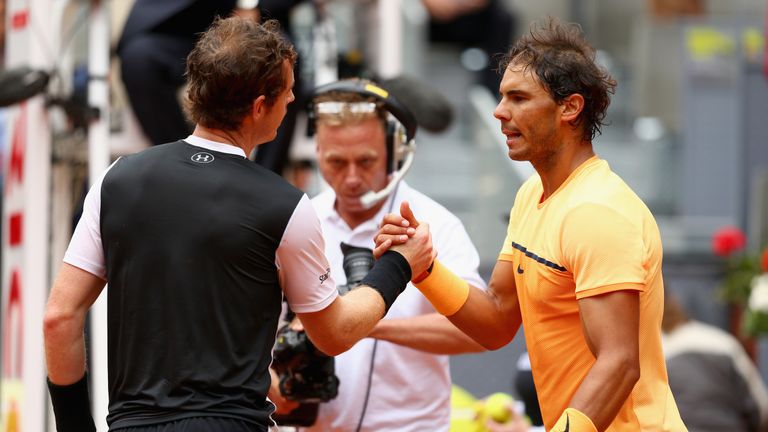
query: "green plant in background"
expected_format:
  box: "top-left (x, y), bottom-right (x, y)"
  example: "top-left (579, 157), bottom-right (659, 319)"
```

top-left (712, 226), bottom-right (768, 336)
top-left (745, 274), bottom-right (768, 336)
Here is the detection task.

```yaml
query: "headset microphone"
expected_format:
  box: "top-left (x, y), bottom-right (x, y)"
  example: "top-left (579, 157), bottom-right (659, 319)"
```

top-left (309, 76), bottom-right (454, 209)
top-left (359, 144), bottom-right (415, 209)
top-left (309, 78), bottom-right (421, 209)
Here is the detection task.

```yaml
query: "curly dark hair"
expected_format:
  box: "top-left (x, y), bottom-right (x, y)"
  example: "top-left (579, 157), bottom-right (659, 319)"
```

top-left (184, 17), bottom-right (297, 131)
top-left (499, 18), bottom-right (616, 141)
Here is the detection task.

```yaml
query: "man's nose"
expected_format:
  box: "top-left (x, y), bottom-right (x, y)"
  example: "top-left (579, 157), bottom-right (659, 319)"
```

top-left (493, 102), bottom-right (508, 121)
top-left (343, 165), bottom-right (362, 184)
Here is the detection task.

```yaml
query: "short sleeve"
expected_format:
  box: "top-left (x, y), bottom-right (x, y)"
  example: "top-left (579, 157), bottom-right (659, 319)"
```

top-left (62, 160), bottom-right (119, 279)
top-left (498, 206), bottom-right (516, 262)
top-left (276, 194), bottom-right (339, 313)
top-left (498, 178), bottom-right (534, 262)
top-left (561, 203), bottom-right (646, 299)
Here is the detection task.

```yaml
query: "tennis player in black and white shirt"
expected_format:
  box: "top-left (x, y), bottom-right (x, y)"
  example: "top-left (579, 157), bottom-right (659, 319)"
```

top-left (43, 17), bottom-right (434, 432)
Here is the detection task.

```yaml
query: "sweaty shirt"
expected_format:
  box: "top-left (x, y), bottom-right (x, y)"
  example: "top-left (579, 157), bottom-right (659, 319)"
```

top-left (499, 157), bottom-right (686, 431)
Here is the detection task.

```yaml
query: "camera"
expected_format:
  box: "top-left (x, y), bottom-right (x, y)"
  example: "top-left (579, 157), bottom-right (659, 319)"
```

top-left (271, 243), bottom-right (375, 426)
top-left (337, 243), bottom-right (376, 295)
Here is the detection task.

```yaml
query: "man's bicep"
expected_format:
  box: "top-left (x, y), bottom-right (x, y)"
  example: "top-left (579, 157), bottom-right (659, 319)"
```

top-left (487, 259), bottom-right (522, 328)
top-left (48, 263), bottom-right (106, 314)
top-left (489, 259), bottom-right (517, 295)
top-left (578, 289), bottom-right (640, 358)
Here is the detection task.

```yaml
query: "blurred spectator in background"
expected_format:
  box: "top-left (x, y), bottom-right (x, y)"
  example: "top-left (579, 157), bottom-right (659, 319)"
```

top-left (117, 0), bottom-right (305, 175)
top-left (0, 0), bottom-right (6, 65)
top-left (421, 0), bottom-right (515, 94)
top-left (296, 78), bottom-right (486, 432)
top-left (662, 291), bottom-right (768, 432)
top-left (513, 351), bottom-right (544, 430)
top-left (648, 0), bottom-right (704, 18)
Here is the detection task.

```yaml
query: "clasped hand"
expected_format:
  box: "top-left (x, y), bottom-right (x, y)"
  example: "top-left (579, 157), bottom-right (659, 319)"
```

top-left (374, 201), bottom-right (436, 280)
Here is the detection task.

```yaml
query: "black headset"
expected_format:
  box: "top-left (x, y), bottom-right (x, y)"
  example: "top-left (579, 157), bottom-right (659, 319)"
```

top-left (306, 79), bottom-right (418, 174)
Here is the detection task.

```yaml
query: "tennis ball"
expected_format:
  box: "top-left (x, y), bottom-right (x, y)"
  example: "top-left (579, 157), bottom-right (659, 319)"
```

top-left (484, 392), bottom-right (514, 423)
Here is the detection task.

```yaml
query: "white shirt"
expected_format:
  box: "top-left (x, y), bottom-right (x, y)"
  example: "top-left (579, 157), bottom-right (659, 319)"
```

top-left (304, 181), bottom-right (486, 432)
top-left (63, 135), bottom-right (337, 313)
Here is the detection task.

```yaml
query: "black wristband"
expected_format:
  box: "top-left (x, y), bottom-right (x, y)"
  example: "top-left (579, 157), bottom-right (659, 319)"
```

top-left (47, 373), bottom-right (97, 432)
top-left (360, 250), bottom-right (412, 313)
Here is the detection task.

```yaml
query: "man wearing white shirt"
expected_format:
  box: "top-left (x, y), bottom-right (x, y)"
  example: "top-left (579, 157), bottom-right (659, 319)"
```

top-left (293, 79), bottom-right (486, 432)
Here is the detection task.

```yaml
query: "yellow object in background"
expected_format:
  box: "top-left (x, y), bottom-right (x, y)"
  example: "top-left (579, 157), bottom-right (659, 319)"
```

top-left (483, 392), bottom-right (515, 423)
top-left (451, 386), bottom-right (524, 432)
top-left (686, 27), bottom-right (735, 60)
top-left (451, 385), bottom-right (482, 432)
top-left (742, 27), bottom-right (765, 61)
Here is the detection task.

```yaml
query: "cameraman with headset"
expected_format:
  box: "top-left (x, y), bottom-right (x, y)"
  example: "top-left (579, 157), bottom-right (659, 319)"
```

top-left (272, 78), bottom-right (487, 431)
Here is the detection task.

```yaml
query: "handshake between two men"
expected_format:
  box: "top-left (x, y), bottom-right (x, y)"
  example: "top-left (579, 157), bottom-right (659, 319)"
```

top-left (375, 200), bottom-right (475, 319)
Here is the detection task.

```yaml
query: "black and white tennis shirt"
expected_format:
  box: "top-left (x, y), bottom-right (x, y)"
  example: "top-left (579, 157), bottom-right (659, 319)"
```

top-left (63, 135), bottom-right (338, 430)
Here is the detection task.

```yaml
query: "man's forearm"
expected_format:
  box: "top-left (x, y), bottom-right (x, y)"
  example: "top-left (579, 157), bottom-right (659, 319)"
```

top-left (411, 259), bottom-right (521, 350)
top-left (567, 353), bottom-right (640, 431)
top-left (299, 251), bottom-right (413, 356)
top-left (300, 285), bottom-right (387, 356)
top-left (369, 313), bottom-right (485, 354)
top-left (44, 310), bottom-right (88, 384)
top-left (44, 263), bottom-right (105, 384)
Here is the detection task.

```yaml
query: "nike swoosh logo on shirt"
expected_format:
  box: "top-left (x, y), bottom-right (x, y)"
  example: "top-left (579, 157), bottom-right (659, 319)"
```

top-left (517, 264), bottom-right (524, 274)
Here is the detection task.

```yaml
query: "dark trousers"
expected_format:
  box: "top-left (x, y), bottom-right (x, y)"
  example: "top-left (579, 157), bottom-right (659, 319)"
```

top-left (119, 33), bottom-right (195, 146)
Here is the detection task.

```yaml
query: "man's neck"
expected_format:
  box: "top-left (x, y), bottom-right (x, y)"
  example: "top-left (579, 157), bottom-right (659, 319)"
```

top-left (193, 125), bottom-right (254, 157)
top-left (534, 140), bottom-right (594, 201)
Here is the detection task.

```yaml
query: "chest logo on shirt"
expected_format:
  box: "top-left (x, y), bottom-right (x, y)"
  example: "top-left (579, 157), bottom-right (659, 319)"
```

top-left (191, 152), bottom-right (215, 163)
top-left (517, 264), bottom-right (524, 274)
top-left (511, 241), bottom-right (567, 272)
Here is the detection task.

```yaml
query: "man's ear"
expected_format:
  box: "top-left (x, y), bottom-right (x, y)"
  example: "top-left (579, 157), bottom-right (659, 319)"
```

top-left (560, 93), bottom-right (584, 123)
top-left (251, 95), bottom-right (267, 120)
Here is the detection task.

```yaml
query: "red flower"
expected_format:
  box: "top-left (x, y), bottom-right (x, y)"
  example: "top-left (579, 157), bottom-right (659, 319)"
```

top-left (712, 226), bottom-right (747, 257)
top-left (762, 248), bottom-right (768, 272)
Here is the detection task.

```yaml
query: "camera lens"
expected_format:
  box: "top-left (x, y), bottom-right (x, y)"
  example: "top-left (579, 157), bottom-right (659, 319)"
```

top-left (340, 243), bottom-right (374, 289)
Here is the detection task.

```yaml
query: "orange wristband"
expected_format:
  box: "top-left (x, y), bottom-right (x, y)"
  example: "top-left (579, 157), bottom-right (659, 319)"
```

top-left (551, 408), bottom-right (597, 432)
top-left (413, 259), bottom-right (469, 316)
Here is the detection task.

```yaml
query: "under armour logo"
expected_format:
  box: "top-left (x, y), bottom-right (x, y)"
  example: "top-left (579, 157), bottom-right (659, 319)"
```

top-left (191, 152), bottom-right (214, 163)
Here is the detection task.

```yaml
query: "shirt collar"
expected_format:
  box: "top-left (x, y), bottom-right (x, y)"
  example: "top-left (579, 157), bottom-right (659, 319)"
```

top-left (183, 135), bottom-right (247, 158)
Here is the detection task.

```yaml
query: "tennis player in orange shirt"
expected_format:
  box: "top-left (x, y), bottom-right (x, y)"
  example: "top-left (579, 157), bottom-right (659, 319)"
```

top-left (376, 18), bottom-right (688, 432)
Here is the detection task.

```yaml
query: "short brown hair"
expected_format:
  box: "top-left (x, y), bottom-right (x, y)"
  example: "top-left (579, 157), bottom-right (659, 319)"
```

top-left (500, 18), bottom-right (616, 141)
top-left (184, 17), bottom-right (297, 131)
